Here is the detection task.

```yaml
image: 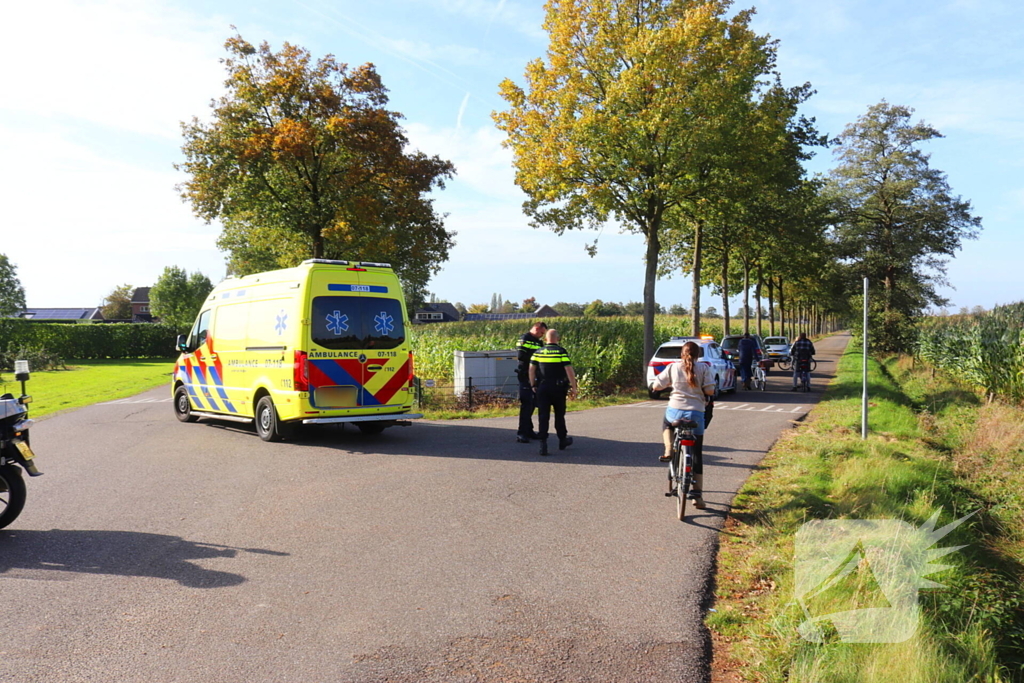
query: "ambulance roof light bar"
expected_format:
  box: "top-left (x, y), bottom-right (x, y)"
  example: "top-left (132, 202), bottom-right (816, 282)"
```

top-left (303, 259), bottom-right (350, 266)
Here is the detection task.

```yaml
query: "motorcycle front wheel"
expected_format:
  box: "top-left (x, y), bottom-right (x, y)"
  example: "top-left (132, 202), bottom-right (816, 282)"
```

top-left (0, 463), bottom-right (27, 530)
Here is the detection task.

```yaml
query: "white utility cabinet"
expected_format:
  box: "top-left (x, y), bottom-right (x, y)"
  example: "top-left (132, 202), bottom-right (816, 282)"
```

top-left (454, 350), bottom-right (519, 397)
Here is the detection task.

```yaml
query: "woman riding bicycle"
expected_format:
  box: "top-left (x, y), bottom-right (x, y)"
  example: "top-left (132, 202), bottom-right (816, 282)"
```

top-left (648, 341), bottom-right (716, 509)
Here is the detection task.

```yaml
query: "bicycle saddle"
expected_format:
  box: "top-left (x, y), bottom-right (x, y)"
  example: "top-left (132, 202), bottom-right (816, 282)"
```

top-left (670, 419), bottom-right (699, 429)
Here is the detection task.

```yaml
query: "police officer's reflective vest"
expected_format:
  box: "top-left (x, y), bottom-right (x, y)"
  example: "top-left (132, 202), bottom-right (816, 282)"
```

top-left (530, 343), bottom-right (572, 387)
top-left (516, 333), bottom-right (543, 380)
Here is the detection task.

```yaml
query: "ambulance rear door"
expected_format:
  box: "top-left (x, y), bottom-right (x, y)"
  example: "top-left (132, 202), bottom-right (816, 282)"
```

top-left (306, 270), bottom-right (410, 411)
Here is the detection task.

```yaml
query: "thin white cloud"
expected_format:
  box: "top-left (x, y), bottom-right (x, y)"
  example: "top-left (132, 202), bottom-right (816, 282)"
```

top-left (405, 122), bottom-right (522, 202)
top-left (455, 92), bottom-right (471, 129)
top-left (379, 38), bottom-right (490, 68)
top-left (291, 0), bottom-right (498, 107)
top-left (426, 0), bottom-right (544, 40)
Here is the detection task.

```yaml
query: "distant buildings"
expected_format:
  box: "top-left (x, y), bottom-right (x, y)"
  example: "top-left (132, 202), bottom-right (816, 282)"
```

top-left (12, 287), bottom-right (156, 323)
top-left (413, 303), bottom-right (561, 324)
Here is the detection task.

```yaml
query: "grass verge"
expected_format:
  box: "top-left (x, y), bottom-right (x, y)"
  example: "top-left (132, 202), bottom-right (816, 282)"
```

top-left (0, 359), bottom-right (176, 419)
top-left (710, 346), bottom-right (1024, 682)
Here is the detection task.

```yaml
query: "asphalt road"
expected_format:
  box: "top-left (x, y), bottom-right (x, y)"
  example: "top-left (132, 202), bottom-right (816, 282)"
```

top-left (1, 334), bottom-right (849, 683)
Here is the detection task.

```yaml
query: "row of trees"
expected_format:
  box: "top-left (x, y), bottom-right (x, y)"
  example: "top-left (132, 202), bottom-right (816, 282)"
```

top-left (164, 5), bottom-right (979, 356)
top-left (494, 0), bottom-right (981, 358)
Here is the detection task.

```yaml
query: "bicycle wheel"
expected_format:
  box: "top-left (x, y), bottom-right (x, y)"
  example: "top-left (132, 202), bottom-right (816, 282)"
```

top-left (676, 439), bottom-right (690, 521)
top-left (778, 358), bottom-right (791, 371)
top-left (810, 359), bottom-right (818, 372)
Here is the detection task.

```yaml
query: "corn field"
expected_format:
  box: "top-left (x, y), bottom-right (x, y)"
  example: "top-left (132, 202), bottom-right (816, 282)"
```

top-left (409, 316), bottom-right (738, 392)
top-left (916, 302), bottom-right (1024, 403)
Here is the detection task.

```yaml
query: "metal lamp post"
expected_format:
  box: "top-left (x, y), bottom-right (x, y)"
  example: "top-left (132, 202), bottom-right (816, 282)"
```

top-left (861, 276), bottom-right (868, 440)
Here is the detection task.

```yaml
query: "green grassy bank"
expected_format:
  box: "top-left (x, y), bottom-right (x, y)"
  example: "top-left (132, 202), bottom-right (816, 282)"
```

top-left (710, 346), bottom-right (1024, 682)
top-left (0, 360), bottom-right (175, 419)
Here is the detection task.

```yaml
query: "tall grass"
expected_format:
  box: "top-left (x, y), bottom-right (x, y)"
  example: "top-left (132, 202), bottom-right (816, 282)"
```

top-left (409, 316), bottom-right (739, 391)
top-left (709, 346), bottom-right (1024, 682)
top-left (917, 302), bottom-right (1024, 403)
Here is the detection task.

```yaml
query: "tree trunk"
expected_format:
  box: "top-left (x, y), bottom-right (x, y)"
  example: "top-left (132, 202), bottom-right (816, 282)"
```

top-left (767, 276), bottom-right (775, 336)
top-left (778, 276), bottom-right (785, 338)
top-left (742, 256), bottom-right (750, 334)
top-left (755, 264), bottom-right (763, 337)
top-left (721, 244), bottom-right (730, 337)
top-left (690, 220), bottom-right (703, 337)
top-left (642, 222), bottom-right (661, 369)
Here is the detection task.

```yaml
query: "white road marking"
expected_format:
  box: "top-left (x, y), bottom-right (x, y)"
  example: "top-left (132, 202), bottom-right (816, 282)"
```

top-left (97, 398), bottom-right (172, 405)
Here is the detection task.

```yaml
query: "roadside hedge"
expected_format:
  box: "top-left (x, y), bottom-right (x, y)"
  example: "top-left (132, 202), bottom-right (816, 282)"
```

top-left (0, 320), bottom-right (178, 361)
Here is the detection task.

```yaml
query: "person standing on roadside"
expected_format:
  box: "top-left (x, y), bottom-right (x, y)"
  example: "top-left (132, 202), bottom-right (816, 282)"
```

top-left (529, 329), bottom-right (578, 457)
top-left (515, 321), bottom-right (548, 443)
top-left (737, 332), bottom-right (758, 390)
top-left (790, 332), bottom-right (816, 391)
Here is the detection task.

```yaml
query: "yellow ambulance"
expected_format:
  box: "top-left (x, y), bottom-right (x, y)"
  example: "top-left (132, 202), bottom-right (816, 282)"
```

top-left (171, 259), bottom-right (420, 441)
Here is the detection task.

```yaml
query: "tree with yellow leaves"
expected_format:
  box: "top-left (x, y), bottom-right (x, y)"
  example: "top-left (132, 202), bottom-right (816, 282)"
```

top-left (177, 33), bottom-right (455, 306)
top-left (495, 0), bottom-right (779, 366)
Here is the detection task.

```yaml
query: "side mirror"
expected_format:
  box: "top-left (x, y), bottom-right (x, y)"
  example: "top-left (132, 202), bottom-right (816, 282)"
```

top-left (176, 335), bottom-right (189, 353)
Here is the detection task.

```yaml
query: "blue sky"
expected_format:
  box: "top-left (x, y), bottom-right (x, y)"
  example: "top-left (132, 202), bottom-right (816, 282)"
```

top-left (1, 0), bottom-right (1019, 313)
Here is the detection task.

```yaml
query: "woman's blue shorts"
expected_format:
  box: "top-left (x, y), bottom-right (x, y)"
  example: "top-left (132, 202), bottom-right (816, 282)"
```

top-left (664, 408), bottom-right (705, 435)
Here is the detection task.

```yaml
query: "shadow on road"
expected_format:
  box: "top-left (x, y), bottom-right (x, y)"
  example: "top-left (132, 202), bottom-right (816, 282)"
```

top-left (292, 421), bottom-right (671, 467)
top-left (0, 529), bottom-right (288, 588)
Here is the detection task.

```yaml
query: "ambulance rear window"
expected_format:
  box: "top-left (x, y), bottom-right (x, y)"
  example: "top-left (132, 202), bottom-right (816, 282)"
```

top-left (311, 297), bottom-right (406, 350)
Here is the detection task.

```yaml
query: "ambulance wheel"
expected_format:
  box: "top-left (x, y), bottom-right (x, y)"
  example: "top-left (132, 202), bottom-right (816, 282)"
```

top-left (0, 464), bottom-right (27, 530)
top-left (174, 386), bottom-right (198, 423)
top-left (256, 396), bottom-right (292, 442)
top-left (356, 422), bottom-right (386, 435)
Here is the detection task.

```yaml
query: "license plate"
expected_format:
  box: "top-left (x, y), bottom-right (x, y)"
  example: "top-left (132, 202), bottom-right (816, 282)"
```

top-left (13, 439), bottom-right (35, 461)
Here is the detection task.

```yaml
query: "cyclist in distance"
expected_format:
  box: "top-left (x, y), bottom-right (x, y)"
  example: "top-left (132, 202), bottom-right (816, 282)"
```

top-left (790, 331), bottom-right (816, 391)
top-left (648, 341), bottom-right (716, 509)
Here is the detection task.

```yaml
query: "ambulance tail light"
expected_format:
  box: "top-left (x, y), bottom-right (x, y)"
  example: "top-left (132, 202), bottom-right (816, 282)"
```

top-left (407, 352), bottom-right (415, 387)
top-left (294, 350), bottom-right (310, 392)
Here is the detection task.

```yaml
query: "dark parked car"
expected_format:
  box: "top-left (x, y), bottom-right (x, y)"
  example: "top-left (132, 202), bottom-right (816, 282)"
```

top-left (720, 334), bottom-right (765, 365)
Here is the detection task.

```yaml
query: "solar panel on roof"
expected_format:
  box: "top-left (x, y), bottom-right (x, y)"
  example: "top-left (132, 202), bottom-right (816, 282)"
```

top-left (23, 308), bottom-right (93, 319)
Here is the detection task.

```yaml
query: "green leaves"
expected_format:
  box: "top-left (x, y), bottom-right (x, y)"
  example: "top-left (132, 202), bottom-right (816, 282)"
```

top-left (149, 266), bottom-right (213, 333)
top-left (829, 101), bottom-right (983, 352)
top-left (917, 304), bottom-right (1024, 403)
top-left (177, 32), bottom-right (455, 297)
top-left (495, 0), bottom-right (789, 363)
top-left (0, 254), bottom-right (27, 318)
top-left (100, 284), bottom-right (134, 320)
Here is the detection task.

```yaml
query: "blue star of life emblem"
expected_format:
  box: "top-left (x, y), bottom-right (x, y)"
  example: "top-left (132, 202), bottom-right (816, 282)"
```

top-left (275, 311), bottom-right (288, 335)
top-left (326, 310), bottom-right (350, 335)
top-left (374, 311), bottom-right (395, 336)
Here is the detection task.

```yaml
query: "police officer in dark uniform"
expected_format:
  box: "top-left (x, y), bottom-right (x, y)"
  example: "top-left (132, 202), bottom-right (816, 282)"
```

top-left (528, 329), bottom-right (578, 456)
top-left (515, 321), bottom-right (548, 443)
